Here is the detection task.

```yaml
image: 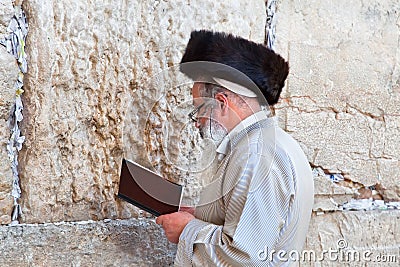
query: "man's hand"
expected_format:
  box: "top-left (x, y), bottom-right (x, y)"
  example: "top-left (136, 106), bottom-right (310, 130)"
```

top-left (179, 206), bottom-right (195, 214)
top-left (156, 211), bottom-right (195, 244)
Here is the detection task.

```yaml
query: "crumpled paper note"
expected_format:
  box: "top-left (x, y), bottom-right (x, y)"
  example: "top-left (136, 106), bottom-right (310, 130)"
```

top-left (1, 5), bottom-right (28, 224)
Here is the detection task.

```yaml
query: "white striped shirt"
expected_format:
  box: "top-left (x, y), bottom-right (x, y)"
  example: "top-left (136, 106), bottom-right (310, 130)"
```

top-left (175, 110), bottom-right (314, 266)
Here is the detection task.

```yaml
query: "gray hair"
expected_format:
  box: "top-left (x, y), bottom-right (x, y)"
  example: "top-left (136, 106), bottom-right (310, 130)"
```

top-left (199, 83), bottom-right (256, 109)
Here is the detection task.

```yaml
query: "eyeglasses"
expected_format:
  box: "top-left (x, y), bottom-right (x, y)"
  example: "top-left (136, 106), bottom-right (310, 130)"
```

top-left (188, 103), bottom-right (206, 123)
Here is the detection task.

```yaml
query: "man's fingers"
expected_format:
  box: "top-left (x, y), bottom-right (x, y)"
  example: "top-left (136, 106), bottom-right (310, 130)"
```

top-left (155, 215), bottom-right (164, 225)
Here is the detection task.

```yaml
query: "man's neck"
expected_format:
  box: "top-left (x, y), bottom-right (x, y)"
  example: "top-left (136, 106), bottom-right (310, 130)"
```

top-left (225, 101), bottom-right (262, 133)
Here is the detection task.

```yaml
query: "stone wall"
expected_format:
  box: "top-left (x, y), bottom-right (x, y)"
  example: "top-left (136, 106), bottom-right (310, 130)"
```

top-left (272, 1), bottom-right (400, 265)
top-left (273, 0), bottom-right (400, 211)
top-left (1, 212), bottom-right (398, 266)
top-left (15, 0), bottom-right (265, 224)
top-left (274, 0), bottom-right (400, 190)
top-left (0, 218), bottom-right (177, 266)
top-left (0, 0), bottom-right (399, 266)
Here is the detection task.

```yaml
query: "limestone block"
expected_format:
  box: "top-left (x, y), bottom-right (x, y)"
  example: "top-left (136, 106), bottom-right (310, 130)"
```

top-left (0, 191), bottom-right (13, 225)
top-left (275, 0), bottom-right (400, 59)
top-left (0, 41), bottom-right (19, 225)
top-left (0, 213), bottom-right (398, 266)
top-left (313, 176), bottom-right (355, 211)
top-left (273, 0), bottom-right (400, 189)
top-left (0, 0), bottom-right (14, 34)
top-left (0, 119), bottom-right (13, 225)
top-left (0, 218), bottom-right (176, 266)
top-left (0, 48), bottom-right (18, 119)
top-left (302, 211), bottom-right (400, 266)
top-left (19, 0), bottom-right (266, 223)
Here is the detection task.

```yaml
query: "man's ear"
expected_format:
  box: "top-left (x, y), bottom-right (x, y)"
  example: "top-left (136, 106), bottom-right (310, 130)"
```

top-left (214, 92), bottom-right (229, 114)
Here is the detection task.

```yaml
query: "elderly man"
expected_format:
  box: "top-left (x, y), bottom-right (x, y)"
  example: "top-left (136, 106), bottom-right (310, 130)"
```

top-left (156, 30), bottom-right (314, 266)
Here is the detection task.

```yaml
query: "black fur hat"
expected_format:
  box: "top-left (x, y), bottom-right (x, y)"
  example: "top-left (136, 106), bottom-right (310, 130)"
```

top-left (180, 30), bottom-right (289, 105)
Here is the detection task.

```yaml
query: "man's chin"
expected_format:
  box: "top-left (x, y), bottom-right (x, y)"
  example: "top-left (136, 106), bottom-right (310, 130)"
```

top-left (200, 133), bottom-right (226, 147)
top-left (198, 123), bottom-right (227, 145)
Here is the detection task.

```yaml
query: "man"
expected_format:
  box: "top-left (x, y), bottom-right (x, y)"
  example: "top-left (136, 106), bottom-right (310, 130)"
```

top-left (156, 30), bottom-right (314, 266)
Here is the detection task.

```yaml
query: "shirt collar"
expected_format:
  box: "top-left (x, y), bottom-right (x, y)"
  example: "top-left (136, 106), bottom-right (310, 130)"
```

top-left (216, 109), bottom-right (272, 156)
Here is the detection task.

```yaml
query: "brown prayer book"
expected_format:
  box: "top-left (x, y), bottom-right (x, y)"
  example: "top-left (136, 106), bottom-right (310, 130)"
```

top-left (117, 158), bottom-right (183, 216)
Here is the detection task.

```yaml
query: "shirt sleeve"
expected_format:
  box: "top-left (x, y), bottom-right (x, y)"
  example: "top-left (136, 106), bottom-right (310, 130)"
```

top-left (174, 149), bottom-right (296, 266)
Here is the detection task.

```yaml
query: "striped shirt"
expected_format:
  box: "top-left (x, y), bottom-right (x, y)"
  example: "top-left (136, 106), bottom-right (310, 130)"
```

top-left (175, 110), bottom-right (314, 266)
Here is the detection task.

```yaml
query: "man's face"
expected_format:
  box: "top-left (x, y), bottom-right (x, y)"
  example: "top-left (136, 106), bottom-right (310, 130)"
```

top-left (191, 83), bottom-right (228, 145)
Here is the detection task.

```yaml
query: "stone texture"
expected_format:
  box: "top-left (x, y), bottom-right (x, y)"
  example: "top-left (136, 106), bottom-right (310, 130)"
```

top-left (18, 0), bottom-right (265, 223)
top-left (0, 212), bottom-right (398, 266)
top-left (0, 5), bottom-right (19, 224)
top-left (0, 218), bottom-right (176, 266)
top-left (274, 0), bottom-right (400, 191)
top-left (313, 176), bottom-right (355, 211)
top-left (378, 184), bottom-right (400, 202)
top-left (0, 190), bottom-right (13, 225)
top-left (0, 0), bottom-right (14, 34)
top-left (303, 211), bottom-right (400, 267)
top-left (0, 46), bottom-right (18, 119)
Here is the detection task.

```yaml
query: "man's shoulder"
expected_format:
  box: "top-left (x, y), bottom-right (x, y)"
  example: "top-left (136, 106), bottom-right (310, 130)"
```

top-left (230, 122), bottom-right (308, 164)
top-left (231, 122), bottom-right (277, 154)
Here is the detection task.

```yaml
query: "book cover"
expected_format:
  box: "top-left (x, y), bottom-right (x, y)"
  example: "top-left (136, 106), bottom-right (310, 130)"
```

top-left (117, 158), bottom-right (183, 216)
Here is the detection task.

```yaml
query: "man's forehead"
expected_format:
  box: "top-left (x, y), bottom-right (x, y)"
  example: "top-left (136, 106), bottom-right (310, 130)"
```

top-left (191, 82), bottom-right (203, 93)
